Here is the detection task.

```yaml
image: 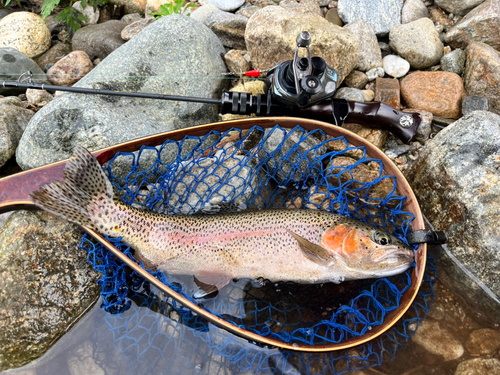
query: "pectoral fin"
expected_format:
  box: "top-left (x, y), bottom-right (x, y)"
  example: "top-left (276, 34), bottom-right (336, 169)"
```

top-left (286, 229), bottom-right (333, 266)
top-left (193, 270), bottom-right (232, 299)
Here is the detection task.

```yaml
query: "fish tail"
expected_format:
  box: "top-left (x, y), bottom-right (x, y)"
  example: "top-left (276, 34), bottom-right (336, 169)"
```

top-left (29, 146), bottom-right (115, 230)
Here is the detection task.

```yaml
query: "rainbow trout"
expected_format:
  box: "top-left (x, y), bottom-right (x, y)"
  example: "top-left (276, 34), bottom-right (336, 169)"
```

top-left (30, 146), bottom-right (414, 298)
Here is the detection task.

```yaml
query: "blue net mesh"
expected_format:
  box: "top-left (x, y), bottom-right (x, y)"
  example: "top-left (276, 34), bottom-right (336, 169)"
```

top-left (79, 124), bottom-right (435, 373)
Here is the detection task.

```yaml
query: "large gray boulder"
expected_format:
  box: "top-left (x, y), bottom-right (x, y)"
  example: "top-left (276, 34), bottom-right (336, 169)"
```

top-left (406, 111), bottom-right (500, 323)
top-left (16, 15), bottom-right (227, 170)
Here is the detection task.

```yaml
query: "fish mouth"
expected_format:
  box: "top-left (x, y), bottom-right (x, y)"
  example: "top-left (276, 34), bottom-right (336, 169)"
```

top-left (371, 247), bottom-right (415, 263)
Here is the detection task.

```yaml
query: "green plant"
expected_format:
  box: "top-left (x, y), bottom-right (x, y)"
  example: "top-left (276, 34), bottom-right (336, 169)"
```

top-left (41, 0), bottom-right (108, 32)
top-left (150, 0), bottom-right (196, 19)
top-left (1, 0), bottom-right (21, 9)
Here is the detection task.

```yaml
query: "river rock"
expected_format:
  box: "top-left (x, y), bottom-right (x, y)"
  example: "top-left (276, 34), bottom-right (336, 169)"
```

top-left (440, 48), bottom-right (466, 75)
top-left (464, 43), bottom-right (500, 115)
top-left (435, 0), bottom-right (486, 16)
top-left (343, 19), bottom-right (383, 72)
top-left (333, 87), bottom-right (365, 102)
top-left (401, 0), bottom-right (430, 23)
top-left (365, 67), bottom-right (384, 81)
top-left (455, 358), bottom-right (500, 375)
top-left (209, 0), bottom-right (244, 12)
top-left (191, 3), bottom-right (219, 24)
top-left (444, 0), bottom-right (500, 50)
top-left (382, 54), bottom-right (410, 78)
top-left (73, 1), bottom-right (100, 25)
top-left (108, 0), bottom-right (146, 14)
top-left (0, 48), bottom-right (51, 95)
top-left (71, 20), bottom-right (127, 61)
top-left (206, 10), bottom-right (248, 49)
top-left (389, 17), bottom-right (444, 69)
top-left (224, 49), bottom-right (251, 74)
top-left (34, 43), bottom-right (73, 71)
top-left (465, 328), bottom-right (500, 355)
top-left (121, 12), bottom-right (143, 24)
top-left (326, 123), bottom-right (388, 160)
top-left (47, 51), bottom-right (94, 86)
top-left (462, 96), bottom-right (489, 116)
top-left (405, 110), bottom-right (500, 323)
top-left (0, 97), bottom-right (34, 168)
top-left (401, 71), bottom-right (466, 118)
top-left (0, 210), bottom-right (101, 371)
top-left (344, 70), bottom-right (368, 89)
top-left (403, 108), bottom-right (432, 140)
top-left (337, 0), bottom-right (403, 37)
top-left (375, 77), bottom-right (400, 109)
top-left (26, 89), bottom-right (54, 107)
top-left (121, 17), bottom-right (155, 41)
top-left (280, 0), bottom-right (323, 17)
top-left (16, 15), bottom-right (227, 170)
top-left (325, 8), bottom-right (343, 26)
top-left (245, 5), bottom-right (359, 84)
top-left (0, 12), bottom-right (51, 59)
top-left (411, 320), bottom-right (464, 361)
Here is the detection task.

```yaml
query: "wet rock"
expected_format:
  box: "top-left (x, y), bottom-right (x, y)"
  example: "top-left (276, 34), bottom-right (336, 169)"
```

top-left (0, 48), bottom-right (50, 95)
top-left (206, 10), bottom-right (248, 49)
top-left (444, 0), bottom-right (500, 50)
top-left (405, 111), bottom-right (500, 323)
top-left (362, 89), bottom-right (374, 102)
top-left (401, 71), bottom-right (466, 118)
top-left (343, 19), bottom-right (382, 72)
top-left (73, 1), bottom-right (100, 25)
top-left (67, 340), bottom-right (106, 375)
top-left (191, 3), bottom-right (219, 24)
top-left (47, 51), bottom-right (94, 86)
top-left (462, 96), bottom-right (489, 116)
top-left (333, 87), bottom-right (365, 102)
top-left (72, 20), bottom-right (127, 60)
top-left (344, 70), bottom-right (368, 89)
top-left (120, 17), bottom-right (155, 41)
top-left (411, 320), bottom-right (464, 361)
top-left (337, 0), bottom-right (403, 37)
top-left (435, 0), bottom-right (486, 16)
top-left (0, 12), bottom-right (51, 58)
top-left (402, 0), bottom-right (430, 24)
top-left (280, 0), bottom-right (323, 17)
top-left (26, 89), bottom-right (53, 107)
top-left (209, 0), bottom-right (245, 12)
top-left (455, 358), bottom-right (500, 375)
top-left (121, 12), bottom-right (143, 24)
top-left (325, 7), bottom-right (343, 26)
top-left (259, 127), bottom-right (326, 183)
top-left (440, 48), bottom-right (466, 75)
top-left (403, 108), bottom-right (433, 141)
top-left (0, 97), bottom-right (34, 168)
top-left (464, 43), bottom-right (500, 115)
top-left (366, 67), bottom-right (384, 81)
top-left (108, 0), bottom-right (146, 14)
top-left (224, 49), bottom-right (252, 74)
top-left (389, 17), bottom-right (444, 69)
top-left (465, 329), bottom-right (500, 355)
top-left (382, 55), bottom-right (410, 79)
top-left (34, 43), bottom-right (73, 71)
top-left (375, 78), bottom-right (400, 109)
top-left (245, 6), bottom-right (359, 84)
top-left (0, 210), bottom-right (101, 371)
top-left (16, 15), bottom-right (227, 170)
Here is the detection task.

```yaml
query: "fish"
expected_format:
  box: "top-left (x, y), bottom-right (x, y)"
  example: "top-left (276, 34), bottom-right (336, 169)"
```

top-left (29, 146), bottom-right (415, 298)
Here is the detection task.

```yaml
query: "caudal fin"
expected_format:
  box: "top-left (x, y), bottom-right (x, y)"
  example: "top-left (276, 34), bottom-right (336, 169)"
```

top-left (29, 146), bottom-right (114, 229)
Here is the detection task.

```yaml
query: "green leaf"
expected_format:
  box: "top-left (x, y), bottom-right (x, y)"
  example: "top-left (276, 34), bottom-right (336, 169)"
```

top-left (81, 0), bottom-right (88, 8)
top-left (55, 6), bottom-right (83, 31)
top-left (173, 0), bottom-right (185, 13)
top-left (41, 0), bottom-right (61, 19)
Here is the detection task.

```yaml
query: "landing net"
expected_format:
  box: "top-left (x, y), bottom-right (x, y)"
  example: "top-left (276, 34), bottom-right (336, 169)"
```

top-left (80, 125), bottom-right (435, 373)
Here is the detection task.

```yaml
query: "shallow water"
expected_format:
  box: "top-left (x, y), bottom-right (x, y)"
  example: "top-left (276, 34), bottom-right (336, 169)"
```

top-left (2, 244), bottom-right (498, 375)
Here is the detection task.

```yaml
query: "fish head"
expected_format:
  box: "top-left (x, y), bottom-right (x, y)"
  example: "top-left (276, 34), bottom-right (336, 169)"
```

top-left (320, 224), bottom-right (415, 279)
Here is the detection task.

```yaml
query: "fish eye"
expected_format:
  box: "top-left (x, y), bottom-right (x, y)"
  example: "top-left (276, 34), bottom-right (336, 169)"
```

top-left (372, 231), bottom-right (391, 246)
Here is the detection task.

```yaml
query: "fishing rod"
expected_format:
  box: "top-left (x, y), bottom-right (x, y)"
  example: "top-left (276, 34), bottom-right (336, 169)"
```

top-left (1, 31), bottom-right (423, 144)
